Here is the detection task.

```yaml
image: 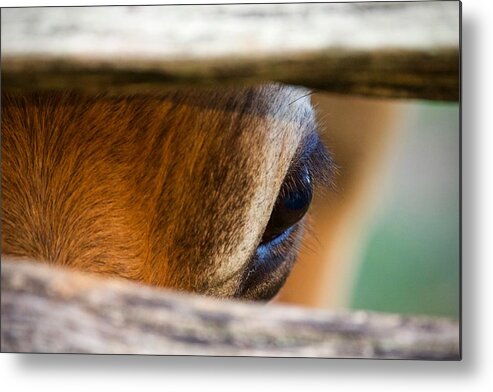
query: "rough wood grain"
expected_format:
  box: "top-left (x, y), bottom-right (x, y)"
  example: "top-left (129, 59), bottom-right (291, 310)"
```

top-left (1, 260), bottom-right (460, 359)
top-left (1, 2), bottom-right (460, 101)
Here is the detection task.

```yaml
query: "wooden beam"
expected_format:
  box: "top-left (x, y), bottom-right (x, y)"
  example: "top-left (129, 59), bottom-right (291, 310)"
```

top-left (1, 2), bottom-right (460, 101)
top-left (1, 260), bottom-right (460, 359)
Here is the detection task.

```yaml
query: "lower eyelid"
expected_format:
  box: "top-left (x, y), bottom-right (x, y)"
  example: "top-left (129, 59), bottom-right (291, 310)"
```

top-left (257, 226), bottom-right (295, 257)
top-left (236, 224), bottom-right (300, 296)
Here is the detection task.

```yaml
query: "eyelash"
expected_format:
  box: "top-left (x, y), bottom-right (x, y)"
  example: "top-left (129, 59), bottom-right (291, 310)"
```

top-left (280, 132), bottom-right (335, 203)
top-left (260, 133), bottom-right (334, 253)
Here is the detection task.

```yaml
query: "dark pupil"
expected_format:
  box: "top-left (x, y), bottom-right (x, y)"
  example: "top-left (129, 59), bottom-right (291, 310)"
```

top-left (261, 165), bottom-right (313, 244)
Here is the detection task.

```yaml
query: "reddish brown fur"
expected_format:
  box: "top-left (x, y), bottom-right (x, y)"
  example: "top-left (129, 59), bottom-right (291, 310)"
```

top-left (2, 86), bottom-right (313, 297)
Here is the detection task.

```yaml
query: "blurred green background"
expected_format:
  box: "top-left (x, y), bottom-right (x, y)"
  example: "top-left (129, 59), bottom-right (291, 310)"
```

top-left (350, 103), bottom-right (460, 319)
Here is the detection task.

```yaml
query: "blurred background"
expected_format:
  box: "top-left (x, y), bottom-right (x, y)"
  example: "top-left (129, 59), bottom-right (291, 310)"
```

top-left (278, 93), bottom-right (460, 320)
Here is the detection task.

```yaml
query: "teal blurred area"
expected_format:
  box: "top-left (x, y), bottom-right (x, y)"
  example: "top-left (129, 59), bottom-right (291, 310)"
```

top-left (350, 103), bottom-right (460, 319)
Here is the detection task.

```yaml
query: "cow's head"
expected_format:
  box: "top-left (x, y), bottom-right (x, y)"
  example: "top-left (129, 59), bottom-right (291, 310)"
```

top-left (1, 84), bottom-right (334, 300)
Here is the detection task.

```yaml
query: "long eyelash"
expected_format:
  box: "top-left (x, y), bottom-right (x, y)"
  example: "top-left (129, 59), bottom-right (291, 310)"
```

top-left (281, 131), bottom-right (338, 201)
top-left (305, 134), bottom-right (337, 190)
top-left (288, 91), bottom-right (316, 106)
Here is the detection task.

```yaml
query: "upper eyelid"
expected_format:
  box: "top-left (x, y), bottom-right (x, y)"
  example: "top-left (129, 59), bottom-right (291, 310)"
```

top-left (306, 136), bottom-right (336, 189)
top-left (287, 130), bottom-right (335, 190)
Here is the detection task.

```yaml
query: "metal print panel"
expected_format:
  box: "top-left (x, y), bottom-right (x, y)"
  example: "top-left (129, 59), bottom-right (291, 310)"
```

top-left (0, 1), bottom-right (460, 359)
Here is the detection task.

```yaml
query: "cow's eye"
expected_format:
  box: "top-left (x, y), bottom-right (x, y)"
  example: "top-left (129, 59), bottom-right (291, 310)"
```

top-left (261, 164), bottom-right (313, 244)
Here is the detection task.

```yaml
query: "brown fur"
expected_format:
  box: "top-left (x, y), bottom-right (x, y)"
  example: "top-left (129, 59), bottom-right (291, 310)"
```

top-left (1, 85), bottom-right (317, 298)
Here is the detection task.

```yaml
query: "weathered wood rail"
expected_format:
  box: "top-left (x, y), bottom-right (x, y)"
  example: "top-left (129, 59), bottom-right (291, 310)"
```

top-left (1, 2), bottom-right (460, 100)
top-left (1, 260), bottom-right (460, 359)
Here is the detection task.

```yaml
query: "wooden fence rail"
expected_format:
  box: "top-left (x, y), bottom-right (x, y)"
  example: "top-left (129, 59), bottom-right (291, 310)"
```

top-left (1, 2), bottom-right (460, 100)
top-left (1, 260), bottom-right (460, 359)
